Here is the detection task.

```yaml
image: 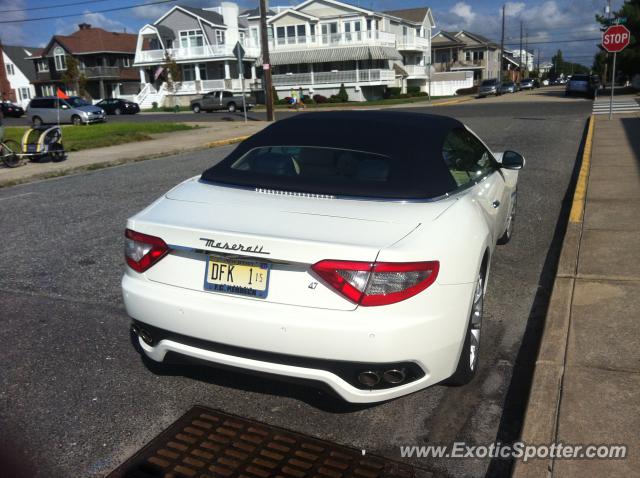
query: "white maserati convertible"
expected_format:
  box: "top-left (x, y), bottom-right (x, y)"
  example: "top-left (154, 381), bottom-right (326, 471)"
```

top-left (122, 111), bottom-right (524, 403)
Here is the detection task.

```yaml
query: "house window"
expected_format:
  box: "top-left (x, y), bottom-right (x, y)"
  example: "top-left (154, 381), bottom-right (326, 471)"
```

top-left (6, 64), bottom-right (15, 75)
top-left (37, 60), bottom-right (49, 72)
top-left (276, 26), bottom-right (286, 45)
top-left (250, 27), bottom-right (259, 46)
top-left (122, 57), bottom-right (131, 67)
top-left (344, 20), bottom-right (361, 41)
top-left (215, 30), bottom-right (225, 45)
top-left (287, 25), bottom-right (296, 44)
top-left (54, 47), bottom-right (67, 71)
top-left (297, 25), bottom-right (306, 42)
top-left (465, 51), bottom-right (471, 61)
top-left (19, 87), bottom-right (31, 101)
top-left (182, 64), bottom-right (195, 81)
top-left (198, 63), bottom-right (207, 80)
top-left (180, 30), bottom-right (204, 48)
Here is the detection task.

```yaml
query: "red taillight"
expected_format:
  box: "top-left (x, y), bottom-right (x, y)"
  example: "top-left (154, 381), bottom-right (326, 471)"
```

top-left (311, 260), bottom-right (439, 306)
top-left (124, 229), bottom-right (169, 273)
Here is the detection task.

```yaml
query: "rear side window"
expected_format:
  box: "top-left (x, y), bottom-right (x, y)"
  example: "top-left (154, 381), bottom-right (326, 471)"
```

top-left (572, 75), bottom-right (588, 81)
top-left (223, 91), bottom-right (233, 98)
top-left (442, 128), bottom-right (495, 187)
top-left (230, 146), bottom-right (390, 182)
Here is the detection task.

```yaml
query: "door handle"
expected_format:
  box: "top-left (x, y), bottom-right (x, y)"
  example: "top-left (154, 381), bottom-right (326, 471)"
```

top-left (492, 200), bottom-right (501, 208)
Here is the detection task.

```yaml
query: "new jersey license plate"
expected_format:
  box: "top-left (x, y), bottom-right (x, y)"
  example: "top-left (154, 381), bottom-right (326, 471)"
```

top-left (203, 257), bottom-right (270, 298)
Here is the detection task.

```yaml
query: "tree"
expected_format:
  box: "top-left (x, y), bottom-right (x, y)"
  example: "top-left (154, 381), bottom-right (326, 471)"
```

top-left (162, 52), bottom-right (182, 110)
top-left (550, 49), bottom-right (564, 78)
top-left (595, 0), bottom-right (639, 80)
top-left (61, 55), bottom-right (80, 95)
top-left (336, 83), bottom-right (348, 102)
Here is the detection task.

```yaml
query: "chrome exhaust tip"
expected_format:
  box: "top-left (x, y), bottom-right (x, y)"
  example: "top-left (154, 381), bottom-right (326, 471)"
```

top-left (357, 371), bottom-right (381, 387)
top-left (383, 369), bottom-right (406, 384)
top-left (137, 327), bottom-right (154, 346)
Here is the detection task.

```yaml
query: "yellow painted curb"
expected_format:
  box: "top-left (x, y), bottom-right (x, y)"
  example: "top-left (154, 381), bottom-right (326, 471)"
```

top-left (569, 115), bottom-right (595, 223)
top-left (205, 135), bottom-right (251, 149)
top-left (432, 97), bottom-right (473, 107)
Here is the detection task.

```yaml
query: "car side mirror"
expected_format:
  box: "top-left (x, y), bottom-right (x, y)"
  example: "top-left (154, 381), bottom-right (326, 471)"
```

top-left (501, 151), bottom-right (525, 170)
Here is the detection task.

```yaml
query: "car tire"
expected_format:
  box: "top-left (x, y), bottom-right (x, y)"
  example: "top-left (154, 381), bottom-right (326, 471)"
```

top-left (192, 104), bottom-right (201, 113)
top-left (498, 190), bottom-right (517, 245)
top-left (444, 269), bottom-right (485, 386)
top-left (71, 115), bottom-right (83, 126)
top-left (114, 108), bottom-right (122, 115)
top-left (32, 116), bottom-right (43, 127)
top-left (228, 102), bottom-right (236, 113)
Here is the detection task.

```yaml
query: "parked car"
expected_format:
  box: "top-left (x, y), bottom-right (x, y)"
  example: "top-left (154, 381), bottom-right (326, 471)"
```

top-left (477, 79), bottom-right (502, 98)
top-left (520, 78), bottom-right (535, 90)
top-left (123, 111), bottom-right (524, 403)
top-left (542, 79), bottom-right (550, 86)
top-left (27, 96), bottom-right (106, 126)
top-left (1, 101), bottom-right (25, 117)
top-left (565, 74), bottom-right (599, 99)
top-left (532, 78), bottom-right (541, 88)
top-left (501, 81), bottom-right (517, 94)
top-left (96, 98), bottom-right (140, 115)
top-left (191, 90), bottom-right (257, 113)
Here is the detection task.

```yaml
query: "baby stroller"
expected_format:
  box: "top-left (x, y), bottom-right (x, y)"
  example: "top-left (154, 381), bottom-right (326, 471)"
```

top-left (1, 125), bottom-right (67, 168)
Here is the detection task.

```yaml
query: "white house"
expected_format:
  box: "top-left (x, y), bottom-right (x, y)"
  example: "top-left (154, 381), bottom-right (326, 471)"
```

top-left (1, 45), bottom-right (38, 107)
top-left (131, 0), bottom-right (436, 105)
top-left (510, 49), bottom-right (535, 72)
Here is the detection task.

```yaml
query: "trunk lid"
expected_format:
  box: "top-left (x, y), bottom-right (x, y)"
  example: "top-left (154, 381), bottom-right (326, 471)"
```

top-left (129, 177), bottom-right (454, 310)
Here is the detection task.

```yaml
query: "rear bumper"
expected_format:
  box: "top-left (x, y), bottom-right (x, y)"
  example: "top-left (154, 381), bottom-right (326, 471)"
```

top-left (122, 271), bottom-right (475, 403)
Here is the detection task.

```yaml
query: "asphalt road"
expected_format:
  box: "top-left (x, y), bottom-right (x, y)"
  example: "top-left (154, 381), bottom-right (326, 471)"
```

top-left (0, 94), bottom-right (592, 477)
top-left (1, 87), bottom-right (591, 127)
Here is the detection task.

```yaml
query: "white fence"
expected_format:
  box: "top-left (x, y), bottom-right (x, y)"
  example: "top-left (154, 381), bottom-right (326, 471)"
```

top-left (272, 69), bottom-right (395, 86)
top-left (429, 71), bottom-right (474, 96)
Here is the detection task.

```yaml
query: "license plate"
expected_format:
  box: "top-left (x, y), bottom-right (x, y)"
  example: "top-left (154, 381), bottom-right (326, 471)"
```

top-left (203, 257), bottom-right (270, 298)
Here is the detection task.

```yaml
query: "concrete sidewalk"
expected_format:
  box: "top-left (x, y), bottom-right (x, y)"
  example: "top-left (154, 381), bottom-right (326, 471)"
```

top-left (514, 113), bottom-right (640, 476)
top-left (0, 121), bottom-right (267, 188)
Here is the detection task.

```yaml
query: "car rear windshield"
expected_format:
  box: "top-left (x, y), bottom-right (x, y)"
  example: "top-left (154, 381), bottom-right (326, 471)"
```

top-left (231, 146), bottom-right (390, 183)
top-left (571, 75), bottom-right (589, 81)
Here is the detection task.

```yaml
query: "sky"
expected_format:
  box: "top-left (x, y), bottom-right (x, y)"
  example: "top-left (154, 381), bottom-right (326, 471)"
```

top-left (0, 0), bottom-right (626, 66)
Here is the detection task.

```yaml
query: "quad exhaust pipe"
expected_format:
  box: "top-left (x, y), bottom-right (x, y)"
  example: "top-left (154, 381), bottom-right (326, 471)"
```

top-left (357, 368), bottom-right (407, 388)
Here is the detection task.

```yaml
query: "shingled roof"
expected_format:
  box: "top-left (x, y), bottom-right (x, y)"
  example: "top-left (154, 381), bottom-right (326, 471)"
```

top-left (179, 6), bottom-right (225, 26)
top-left (38, 24), bottom-right (137, 56)
top-left (2, 45), bottom-right (38, 81)
top-left (383, 7), bottom-right (429, 24)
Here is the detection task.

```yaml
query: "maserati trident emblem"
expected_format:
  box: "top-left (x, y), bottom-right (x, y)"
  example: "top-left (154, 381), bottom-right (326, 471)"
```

top-left (200, 237), bottom-right (270, 255)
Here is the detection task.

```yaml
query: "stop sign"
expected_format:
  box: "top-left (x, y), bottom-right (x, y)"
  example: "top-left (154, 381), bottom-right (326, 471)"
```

top-left (602, 24), bottom-right (631, 53)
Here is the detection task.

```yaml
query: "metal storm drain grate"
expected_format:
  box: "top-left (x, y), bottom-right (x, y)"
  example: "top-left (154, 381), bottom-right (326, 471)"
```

top-left (109, 406), bottom-right (414, 478)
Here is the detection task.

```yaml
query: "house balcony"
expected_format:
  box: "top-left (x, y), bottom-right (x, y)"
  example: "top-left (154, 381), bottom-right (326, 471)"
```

top-left (269, 31), bottom-right (396, 51)
top-left (396, 36), bottom-right (430, 51)
top-left (403, 65), bottom-right (429, 77)
top-left (271, 69), bottom-right (395, 87)
top-left (81, 66), bottom-right (123, 79)
top-left (134, 43), bottom-right (260, 66)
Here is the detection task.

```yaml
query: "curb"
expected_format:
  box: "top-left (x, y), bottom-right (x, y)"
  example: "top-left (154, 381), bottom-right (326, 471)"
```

top-left (430, 97), bottom-right (473, 107)
top-left (512, 115), bottom-right (594, 478)
top-left (0, 135), bottom-right (250, 189)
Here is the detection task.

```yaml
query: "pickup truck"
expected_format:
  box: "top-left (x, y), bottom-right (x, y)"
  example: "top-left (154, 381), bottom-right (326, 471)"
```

top-left (190, 90), bottom-right (256, 113)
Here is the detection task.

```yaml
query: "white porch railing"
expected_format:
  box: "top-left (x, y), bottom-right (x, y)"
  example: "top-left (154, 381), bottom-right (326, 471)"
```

top-left (134, 42), bottom-right (260, 64)
top-left (404, 65), bottom-right (428, 76)
top-left (272, 69), bottom-right (395, 86)
top-left (269, 30), bottom-right (396, 51)
top-left (397, 36), bottom-right (430, 50)
top-left (201, 79), bottom-right (226, 91)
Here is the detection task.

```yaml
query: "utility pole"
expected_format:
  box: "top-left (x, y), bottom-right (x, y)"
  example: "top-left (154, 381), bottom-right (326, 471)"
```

top-left (259, 0), bottom-right (274, 122)
top-left (519, 21), bottom-right (523, 81)
top-left (524, 29), bottom-right (528, 75)
top-left (603, 0), bottom-right (611, 87)
top-left (500, 4), bottom-right (505, 80)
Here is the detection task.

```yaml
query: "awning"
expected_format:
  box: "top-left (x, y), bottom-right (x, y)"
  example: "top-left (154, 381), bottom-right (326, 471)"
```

top-left (265, 46), bottom-right (402, 65)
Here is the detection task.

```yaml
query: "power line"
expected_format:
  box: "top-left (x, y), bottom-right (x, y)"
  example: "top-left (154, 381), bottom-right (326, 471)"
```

top-left (0, 0), bottom-right (178, 24)
top-left (504, 37), bottom-right (601, 46)
top-left (0, 0), bottom-right (111, 14)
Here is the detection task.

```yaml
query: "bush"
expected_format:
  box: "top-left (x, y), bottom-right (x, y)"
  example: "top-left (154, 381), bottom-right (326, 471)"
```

top-left (456, 86), bottom-right (478, 95)
top-left (384, 87), bottom-right (402, 99)
top-left (151, 101), bottom-right (158, 109)
top-left (272, 87), bottom-right (279, 102)
top-left (407, 86), bottom-right (421, 96)
top-left (336, 83), bottom-right (349, 102)
top-left (313, 94), bottom-right (328, 103)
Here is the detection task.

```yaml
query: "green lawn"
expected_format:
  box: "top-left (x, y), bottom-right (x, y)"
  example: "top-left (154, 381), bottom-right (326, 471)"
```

top-left (4, 122), bottom-right (196, 152)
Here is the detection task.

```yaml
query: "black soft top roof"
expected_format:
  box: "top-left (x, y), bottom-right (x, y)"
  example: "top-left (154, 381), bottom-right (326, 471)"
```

top-left (201, 111), bottom-right (462, 199)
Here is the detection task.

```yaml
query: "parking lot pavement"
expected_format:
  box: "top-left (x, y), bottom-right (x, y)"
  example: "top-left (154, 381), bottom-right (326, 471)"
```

top-left (0, 97), bottom-right (592, 477)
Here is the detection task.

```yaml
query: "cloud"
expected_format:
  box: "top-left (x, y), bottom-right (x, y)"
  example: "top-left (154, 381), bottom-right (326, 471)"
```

top-left (54, 11), bottom-right (128, 36)
top-left (450, 2), bottom-right (476, 26)
top-left (0, 0), bottom-right (28, 45)
top-left (504, 2), bottom-right (526, 17)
